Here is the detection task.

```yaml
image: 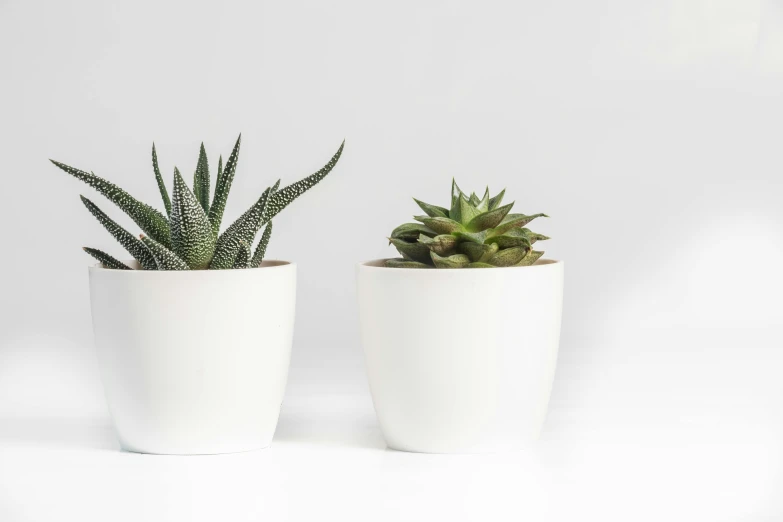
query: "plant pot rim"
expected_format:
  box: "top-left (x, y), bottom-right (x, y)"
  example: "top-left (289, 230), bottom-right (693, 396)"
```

top-left (358, 258), bottom-right (562, 271)
top-left (88, 259), bottom-right (295, 274)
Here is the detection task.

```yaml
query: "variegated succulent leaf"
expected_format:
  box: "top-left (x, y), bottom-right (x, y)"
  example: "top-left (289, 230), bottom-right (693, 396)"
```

top-left (264, 140), bottom-right (344, 222)
top-left (488, 189), bottom-right (505, 210)
top-left (390, 223), bottom-right (437, 241)
top-left (417, 233), bottom-right (458, 256)
top-left (389, 237), bottom-right (432, 264)
top-left (491, 213), bottom-right (548, 236)
top-left (430, 252), bottom-right (470, 268)
top-left (194, 143), bottom-right (210, 214)
top-left (250, 221), bottom-right (273, 267)
top-left (457, 241), bottom-right (498, 262)
top-left (419, 217), bottom-right (463, 235)
top-left (51, 160), bottom-right (171, 247)
top-left (170, 167), bottom-right (216, 269)
top-left (140, 234), bottom-right (189, 270)
top-left (413, 198), bottom-right (449, 218)
top-left (80, 196), bottom-right (156, 269)
top-left (151, 143), bottom-right (172, 217)
top-left (385, 258), bottom-right (432, 268)
top-left (487, 246), bottom-right (529, 267)
top-left (82, 247), bottom-right (131, 270)
top-left (515, 250), bottom-right (544, 266)
top-left (233, 240), bottom-right (252, 269)
top-left (208, 134), bottom-right (241, 237)
top-left (465, 202), bottom-right (514, 232)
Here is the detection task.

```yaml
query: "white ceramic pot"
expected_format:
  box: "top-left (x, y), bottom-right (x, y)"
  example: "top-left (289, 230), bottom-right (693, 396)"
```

top-left (88, 260), bottom-right (296, 455)
top-left (357, 259), bottom-right (563, 453)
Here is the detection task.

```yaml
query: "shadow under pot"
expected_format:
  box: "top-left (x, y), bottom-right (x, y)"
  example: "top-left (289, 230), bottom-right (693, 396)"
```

top-left (88, 260), bottom-right (296, 455)
top-left (357, 259), bottom-right (563, 454)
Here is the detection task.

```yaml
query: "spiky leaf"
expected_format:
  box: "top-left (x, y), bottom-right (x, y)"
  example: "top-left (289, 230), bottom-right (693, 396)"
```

top-left (465, 202), bottom-right (514, 232)
top-left (51, 160), bottom-right (171, 247)
top-left (488, 189), bottom-right (505, 210)
top-left (80, 196), bottom-right (156, 270)
top-left (485, 228), bottom-right (532, 249)
top-left (418, 234), bottom-right (458, 256)
top-left (250, 221), bottom-right (273, 267)
top-left (194, 143), bottom-right (210, 214)
top-left (82, 247), bottom-right (131, 270)
top-left (265, 140), bottom-right (344, 221)
top-left (518, 228), bottom-right (550, 244)
top-left (491, 213), bottom-right (548, 236)
top-left (208, 134), bottom-right (242, 237)
top-left (476, 188), bottom-right (490, 212)
top-left (413, 198), bottom-right (449, 218)
top-left (390, 223), bottom-right (437, 241)
top-left (210, 183), bottom-right (278, 269)
top-left (487, 246), bottom-right (529, 267)
top-left (389, 238), bottom-right (432, 264)
top-left (430, 252), bottom-right (470, 269)
top-left (151, 144), bottom-right (171, 217)
top-left (450, 179), bottom-right (464, 222)
top-left (140, 234), bottom-right (189, 270)
top-left (170, 167), bottom-right (216, 269)
top-left (215, 155), bottom-right (223, 193)
top-left (385, 258), bottom-right (432, 269)
top-left (233, 241), bottom-right (251, 269)
top-left (419, 217), bottom-right (463, 235)
top-left (458, 195), bottom-right (482, 225)
top-left (515, 250), bottom-right (544, 266)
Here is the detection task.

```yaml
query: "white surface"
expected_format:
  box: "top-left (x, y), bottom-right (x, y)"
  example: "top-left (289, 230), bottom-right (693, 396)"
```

top-left (1, 0), bottom-right (782, 519)
top-left (88, 260), bottom-right (296, 454)
top-left (358, 259), bottom-right (563, 453)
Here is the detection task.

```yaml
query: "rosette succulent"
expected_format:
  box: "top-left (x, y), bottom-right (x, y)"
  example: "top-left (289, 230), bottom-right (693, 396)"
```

top-left (386, 180), bottom-right (549, 268)
top-left (52, 135), bottom-right (344, 270)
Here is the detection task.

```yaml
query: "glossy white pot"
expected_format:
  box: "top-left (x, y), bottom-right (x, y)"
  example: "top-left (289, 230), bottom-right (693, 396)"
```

top-left (88, 260), bottom-right (296, 455)
top-left (357, 259), bottom-right (563, 453)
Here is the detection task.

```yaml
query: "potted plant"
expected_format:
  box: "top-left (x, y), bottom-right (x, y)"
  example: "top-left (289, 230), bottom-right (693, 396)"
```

top-left (52, 135), bottom-right (344, 454)
top-left (357, 180), bottom-right (563, 453)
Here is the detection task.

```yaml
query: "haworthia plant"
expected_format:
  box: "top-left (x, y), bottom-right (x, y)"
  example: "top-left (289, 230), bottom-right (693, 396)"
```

top-left (386, 180), bottom-right (550, 268)
top-left (52, 135), bottom-right (344, 270)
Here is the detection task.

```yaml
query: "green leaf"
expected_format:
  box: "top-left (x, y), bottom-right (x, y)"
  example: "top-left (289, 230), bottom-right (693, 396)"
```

top-left (465, 202), bottom-right (514, 232)
top-left (450, 179), bottom-right (464, 222)
top-left (458, 194), bottom-right (482, 225)
top-left (250, 221), bottom-right (273, 267)
top-left (452, 230), bottom-right (488, 245)
top-left (385, 258), bottom-right (432, 269)
top-left (80, 196), bottom-right (156, 270)
top-left (82, 247), bottom-right (131, 270)
top-left (194, 143), bottom-right (210, 214)
top-left (485, 228), bottom-right (532, 249)
top-left (390, 223), bottom-right (438, 241)
top-left (469, 192), bottom-right (480, 205)
top-left (265, 140), bottom-right (344, 221)
top-left (140, 234), bottom-right (189, 270)
top-left (233, 240), bottom-right (251, 269)
top-left (419, 217), bottom-right (463, 235)
top-left (466, 262), bottom-right (495, 268)
top-left (430, 252), bottom-right (470, 269)
top-left (413, 198), bottom-right (449, 218)
top-left (488, 189), bottom-right (505, 210)
top-left (389, 238), bottom-right (432, 264)
top-left (210, 182), bottom-right (279, 269)
top-left (518, 228), bottom-right (550, 244)
top-left (515, 250), bottom-right (544, 266)
top-left (51, 160), bottom-right (171, 247)
top-left (491, 213), bottom-right (548, 236)
top-left (417, 234), bottom-right (458, 256)
top-left (476, 187), bottom-right (490, 212)
top-left (487, 246), bottom-right (529, 267)
top-left (208, 134), bottom-right (242, 237)
top-left (457, 241), bottom-right (498, 262)
top-left (170, 167), bottom-right (216, 269)
top-left (151, 143), bottom-right (171, 217)
top-left (215, 155), bottom-right (223, 195)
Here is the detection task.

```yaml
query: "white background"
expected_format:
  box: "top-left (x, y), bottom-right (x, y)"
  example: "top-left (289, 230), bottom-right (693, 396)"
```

top-left (1, 1), bottom-right (782, 520)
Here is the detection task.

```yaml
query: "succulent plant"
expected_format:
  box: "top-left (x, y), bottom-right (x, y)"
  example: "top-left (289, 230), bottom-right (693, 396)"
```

top-left (52, 135), bottom-right (344, 270)
top-left (386, 180), bottom-right (549, 268)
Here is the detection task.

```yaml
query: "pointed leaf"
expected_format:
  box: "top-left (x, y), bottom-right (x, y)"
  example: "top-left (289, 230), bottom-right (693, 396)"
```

top-left (171, 167), bottom-right (216, 269)
top-left (417, 234), bottom-right (458, 256)
top-left (413, 198), bottom-right (449, 218)
top-left (487, 246), bottom-right (529, 267)
top-left (82, 247), bottom-right (131, 270)
top-left (215, 155), bottom-right (223, 195)
top-left (517, 228), bottom-right (550, 244)
top-left (233, 240), bottom-right (252, 269)
top-left (465, 202), bottom-right (514, 232)
top-left (485, 228), bottom-right (532, 249)
top-left (419, 217), bottom-right (463, 235)
top-left (385, 258), bottom-right (432, 269)
top-left (391, 223), bottom-right (437, 241)
top-left (140, 234), bottom-right (189, 270)
top-left (51, 160), bottom-right (171, 247)
top-left (477, 187), bottom-right (490, 212)
top-left (488, 189), bottom-right (505, 210)
top-left (195, 143), bottom-right (210, 214)
top-left (458, 194), bottom-right (482, 225)
top-left (389, 238), bottom-right (432, 264)
top-left (208, 134), bottom-right (242, 236)
top-left (80, 196), bottom-right (156, 269)
top-left (151, 144), bottom-right (171, 217)
top-left (430, 252), bottom-right (470, 269)
top-left (210, 182), bottom-right (279, 269)
top-left (450, 179), bottom-right (464, 222)
top-left (250, 221), bottom-right (273, 267)
top-left (265, 140), bottom-right (344, 221)
top-left (515, 250), bottom-right (544, 266)
top-left (453, 230), bottom-right (488, 245)
top-left (491, 213), bottom-right (548, 236)
top-left (469, 192), bottom-right (480, 205)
